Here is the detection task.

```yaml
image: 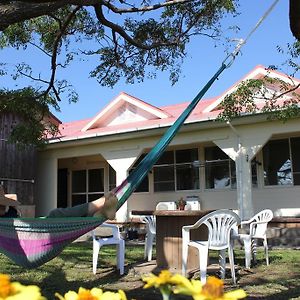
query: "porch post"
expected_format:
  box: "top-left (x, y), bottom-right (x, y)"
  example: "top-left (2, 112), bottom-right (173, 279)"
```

top-left (235, 152), bottom-right (253, 220)
top-left (107, 158), bottom-right (137, 222)
top-left (215, 125), bottom-right (271, 221)
top-left (101, 146), bottom-right (141, 222)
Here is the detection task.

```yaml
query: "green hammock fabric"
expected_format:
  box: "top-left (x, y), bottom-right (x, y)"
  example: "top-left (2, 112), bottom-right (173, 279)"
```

top-left (0, 62), bottom-right (227, 268)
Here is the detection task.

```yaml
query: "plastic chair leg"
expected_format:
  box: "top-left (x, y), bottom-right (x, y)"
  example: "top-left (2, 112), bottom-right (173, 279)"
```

top-left (145, 234), bottom-right (154, 261)
top-left (117, 240), bottom-right (125, 275)
top-left (93, 241), bottom-right (101, 275)
top-left (263, 238), bottom-right (269, 266)
top-left (242, 237), bottom-right (252, 269)
top-left (228, 245), bottom-right (236, 284)
top-left (219, 249), bottom-right (226, 279)
top-left (199, 245), bottom-right (209, 284)
top-left (182, 242), bottom-right (189, 276)
top-left (252, 239), bottom-right (257, 264)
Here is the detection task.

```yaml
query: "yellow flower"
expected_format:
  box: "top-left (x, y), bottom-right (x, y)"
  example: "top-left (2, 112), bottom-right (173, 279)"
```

top-left (55, 287), bottom-right (126, 300)
top-left (0, 274), bottom-right (13, 298)
top-left (0, 274), bottom-right (46, 300)
top-left (173, 278), bottom-right (203, 297)
top-left (142, 270), bottom-right (182, 289)
top-left (174, 276), bottom-right (246, 300)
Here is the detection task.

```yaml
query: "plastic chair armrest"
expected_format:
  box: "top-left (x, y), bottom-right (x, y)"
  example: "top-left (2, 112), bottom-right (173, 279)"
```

top-left (182, 224), bottom-right (196, 231)
top-left (240, 219), bottom-right (252, 225)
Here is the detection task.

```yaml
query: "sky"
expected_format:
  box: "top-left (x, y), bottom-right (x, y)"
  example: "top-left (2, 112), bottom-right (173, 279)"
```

top-left (1, 0), bottom-right (296, 123)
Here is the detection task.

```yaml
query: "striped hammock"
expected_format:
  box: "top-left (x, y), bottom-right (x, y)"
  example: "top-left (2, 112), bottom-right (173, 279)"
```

top-left (0, 217), bottom-right (103, 268)
top-left (0, 63), bottom-right (227, 268)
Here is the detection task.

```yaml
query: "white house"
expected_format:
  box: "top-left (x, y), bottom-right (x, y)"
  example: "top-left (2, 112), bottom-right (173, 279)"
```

top-left (35, 65), bottom-right (300, 221)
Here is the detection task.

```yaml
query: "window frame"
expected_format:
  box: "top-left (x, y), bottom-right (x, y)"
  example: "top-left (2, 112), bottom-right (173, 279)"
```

top-left (262, 137), bottom-right (300, 187)
top-left (71, 168), bottom-right (105, 205)
top-left (153, 148), bottom-right (200, 192)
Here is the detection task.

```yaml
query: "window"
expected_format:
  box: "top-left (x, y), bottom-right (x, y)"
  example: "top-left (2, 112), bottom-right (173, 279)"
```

top-left (130, 154), bottom-right (149, 193)
top-left (263, 137), bottom-right (300, 186)
top-left (263, 139), bottom-right (291, 185)
top-left (71, 168), bottom-right (104, 206)
top-left (109, 165), bottom-right (116, 191)
top-left (176, 149), bottom-right (200, 190)
top-left (251, 160), bottom-right (258, 187)
top-left (291, 137), bottom-right (300, 185)
top-left (205, 146), bottom-right (235, 189)
top-left (153, 151), bottom-right (175, 191)
top-left (153, 148), bottom-right (200, 192)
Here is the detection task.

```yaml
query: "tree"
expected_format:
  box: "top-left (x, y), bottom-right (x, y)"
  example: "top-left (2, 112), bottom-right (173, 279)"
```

top-left (0, 0), bottom-right (299, 146)
top-left (289, 0), bottom-right (300, 41)
top-left (0, 0), bottom-right (239, 146)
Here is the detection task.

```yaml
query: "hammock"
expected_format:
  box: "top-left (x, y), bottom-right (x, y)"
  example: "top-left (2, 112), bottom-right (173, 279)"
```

top-left (0, 61), bottom-right (232, 269)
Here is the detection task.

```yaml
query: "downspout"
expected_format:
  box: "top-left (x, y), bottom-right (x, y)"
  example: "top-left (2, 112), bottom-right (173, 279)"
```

top-left (226, 121), bottom-right (244, 220)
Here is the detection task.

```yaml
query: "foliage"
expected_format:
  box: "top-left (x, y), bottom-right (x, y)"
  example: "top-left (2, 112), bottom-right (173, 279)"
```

top-left (218, 62), bottom-right (300, 122)
top-left (0, 1), bottom-right (300, 147)
top-left (0, 1), bottom-right (239, 91)
top-left (176, 197), bottom-right (186, 209)
top-left (0, 88), bottom-right (59, 148)
top-left (0, 0), bottom-right (239, 145)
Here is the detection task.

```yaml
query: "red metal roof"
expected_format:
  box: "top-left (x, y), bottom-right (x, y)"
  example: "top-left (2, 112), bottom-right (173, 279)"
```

top-left (49, 66), bottom-right (299, 143)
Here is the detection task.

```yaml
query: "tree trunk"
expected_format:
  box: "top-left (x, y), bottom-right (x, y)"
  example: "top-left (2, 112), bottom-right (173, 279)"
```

top-left (289, 0), bottom-right (300, 40)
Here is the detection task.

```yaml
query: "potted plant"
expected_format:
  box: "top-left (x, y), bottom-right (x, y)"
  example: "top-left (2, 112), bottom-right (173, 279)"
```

top-left (176, 197), bottom-right (186, 210)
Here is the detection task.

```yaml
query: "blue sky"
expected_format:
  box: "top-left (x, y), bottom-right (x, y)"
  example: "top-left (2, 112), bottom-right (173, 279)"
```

top-left (1, 0), bottom-right (295, 123)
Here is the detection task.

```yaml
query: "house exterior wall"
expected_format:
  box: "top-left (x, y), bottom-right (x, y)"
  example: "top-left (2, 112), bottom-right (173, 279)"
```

top-left (36, 116), bottom-right (300, 220)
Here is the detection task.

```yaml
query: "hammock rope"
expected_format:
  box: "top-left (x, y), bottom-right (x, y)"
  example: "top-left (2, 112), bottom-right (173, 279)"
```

top-left (0, 1), bottom-right (279, 268)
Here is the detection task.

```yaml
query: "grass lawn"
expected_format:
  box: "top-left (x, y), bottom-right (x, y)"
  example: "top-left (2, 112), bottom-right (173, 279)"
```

top-left (0, 241), bottom-right (299, 299)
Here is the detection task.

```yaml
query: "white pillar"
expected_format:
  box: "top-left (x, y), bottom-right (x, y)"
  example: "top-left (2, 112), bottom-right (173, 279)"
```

top-left (35, 155), bottom-right (57, 216)
top-left (107, 158), bottom-right (137, 222)
top-left (235, 152), bottom-right (253, 220)
top-left (215, 128), bottom-right (270, 220)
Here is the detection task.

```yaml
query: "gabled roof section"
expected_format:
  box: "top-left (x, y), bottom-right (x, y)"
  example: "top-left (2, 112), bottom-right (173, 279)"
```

top-left (81, 92), bottom-right (170, 132)
top-left (203, 65), bottom-right (300, 113)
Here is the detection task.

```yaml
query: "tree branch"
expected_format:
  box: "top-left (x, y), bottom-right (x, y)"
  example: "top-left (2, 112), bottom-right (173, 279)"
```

top-left (94, 3), bottom-right (178, 50)
top-left (38, 5), bottom-right (81, 101)
top-left (289, 0), bottom-right (300, 40)
top-left (100, 0), bottom-right (194, 14)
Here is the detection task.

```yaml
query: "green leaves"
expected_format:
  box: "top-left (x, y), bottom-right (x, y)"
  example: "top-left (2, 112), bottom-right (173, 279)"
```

top-left (0, 88), bottom-right (59, 148)
top-left (218, 73), bottom-right (300, 123)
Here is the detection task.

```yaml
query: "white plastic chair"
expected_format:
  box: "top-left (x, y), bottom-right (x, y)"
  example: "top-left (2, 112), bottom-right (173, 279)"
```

top-left (182, 209), bottom-right (240, 284)
top-left (140, 215), bottom-right (156, 261)
top-left (155, 201), bottom-right (176, 210)
top-left (92, 223), bottom-right (125, 275)
top-left (184, 200), bottom-right (201, 210)
top-left (232, 209), bottom-right (273, 269)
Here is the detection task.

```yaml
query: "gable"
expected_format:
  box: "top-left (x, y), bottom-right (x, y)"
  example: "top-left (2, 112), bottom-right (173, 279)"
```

top-left (203, 65), bottom-right (300, 113)
top-left (81, 92), bottom-right (170, 132)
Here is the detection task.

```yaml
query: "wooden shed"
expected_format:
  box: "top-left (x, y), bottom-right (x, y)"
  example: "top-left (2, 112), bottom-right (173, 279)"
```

top-left (0, 112), bottom-right (36, 216)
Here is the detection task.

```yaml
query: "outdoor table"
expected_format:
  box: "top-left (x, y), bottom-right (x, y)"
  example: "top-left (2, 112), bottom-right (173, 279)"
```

top-left (132, 209), bottom-right (214, 272)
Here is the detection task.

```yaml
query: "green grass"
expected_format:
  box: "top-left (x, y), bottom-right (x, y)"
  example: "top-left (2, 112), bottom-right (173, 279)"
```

top-left (0, 242), bottom-right (299, 299)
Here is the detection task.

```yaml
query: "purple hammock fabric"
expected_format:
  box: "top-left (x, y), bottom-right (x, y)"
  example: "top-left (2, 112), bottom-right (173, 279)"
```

top-left (0, 217), bottom-right (103, 268)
